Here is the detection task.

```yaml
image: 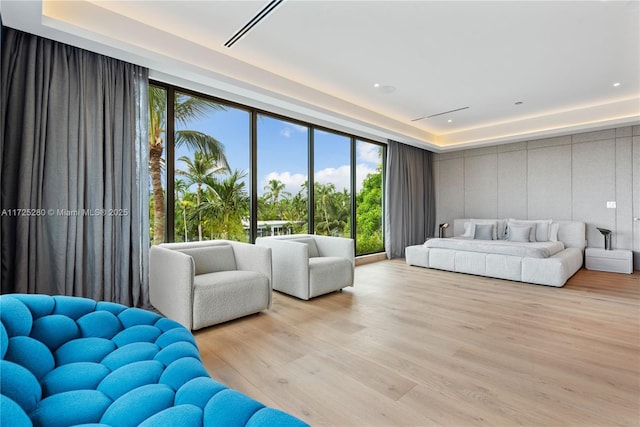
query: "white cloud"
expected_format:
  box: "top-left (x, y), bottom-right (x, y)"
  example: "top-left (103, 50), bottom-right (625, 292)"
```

top-left (261, 163), bottom-right (380, 197)
top-left (280, 128), bottom-right (292, 138)
top-left (357, 142), bottom-right (383, 165)
top-left (280, 124), bottom-right (308, 138)
top-left (315, 165), bottom-right (351, 192)
top-left (355, 163), bottom-right (378, 192)
top-left (313, 163), bottom-right (379, 193)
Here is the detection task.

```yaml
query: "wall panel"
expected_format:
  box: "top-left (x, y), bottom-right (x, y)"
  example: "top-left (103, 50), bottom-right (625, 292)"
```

top-left (497, 150), bottom-right (527, 219)
top-left (527, 145), bottom-right (572, 220)
top-left (436, 157), bottom-right (465, 236)
top-left (572, 139), bottom-right (616, 248)
top-left (464, 154), bottom-right (498, 219)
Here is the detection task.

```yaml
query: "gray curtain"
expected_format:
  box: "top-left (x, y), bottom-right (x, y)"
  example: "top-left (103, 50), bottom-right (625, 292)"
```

top-left (1, 28), bottom-right (150, 307)
top-left (385, 140), bottom-right (435, 258)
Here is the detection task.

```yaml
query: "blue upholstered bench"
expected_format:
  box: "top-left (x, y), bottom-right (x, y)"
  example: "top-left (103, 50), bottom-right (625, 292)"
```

top-left (0, 294), bottom-right (307, 427)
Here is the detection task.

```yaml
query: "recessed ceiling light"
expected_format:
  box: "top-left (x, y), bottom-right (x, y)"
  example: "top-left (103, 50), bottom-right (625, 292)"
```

top-left (447, 119), bottom-right (453, 123)
top-left (613, 82), bottom-right (621, 87)
top-left (373, 83), bottom-right (380, 88)
top-left (515, 101), bottom-right (523, 105)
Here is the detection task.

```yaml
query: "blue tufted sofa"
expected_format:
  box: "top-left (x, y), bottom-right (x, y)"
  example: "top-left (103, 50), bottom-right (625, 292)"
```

top-left (0, 294), bottom-right (308, 427)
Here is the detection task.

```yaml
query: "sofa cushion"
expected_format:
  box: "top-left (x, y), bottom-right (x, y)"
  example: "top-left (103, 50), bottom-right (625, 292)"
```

top-left (138, 404), bottom-right (203, 427)
top-left (290, 237), bottom-right (320, 258)
top-left (179, 246), bottom-right (237, 275)
top-left (175, 377), bottom-right (227, 408)
top-left (0, 394), bottom-right (31, 427)
top-left (31, 389), bottom-right (112, 427)
top-left (0, 360), bottom-right (41, 412)
top-left (192, 271), bottom-right (270, 329)
top-left (98, 360), bottom-right (165, 400)
top-left (473, 223), bottom-right (494, 240)
top-left (0, 296), bottom-right (33, 337)
top-left (471, 219), bottom-right (500, 240)
top-left (4, 336), bottom-right (54, 381)
top-left (101, 342), bottom-right (160, 370)
top-left (55, 337), bottom-right (116, 365)
top-left (41, 362), bottom-right (110, 396)
top-left (100, 384), bottom-right (175, 427)
top-left (203, 389), bottom-right (264, 427)
top-left (508, 225), bottom-right (532, 242)
top-left (508, 219), bottom-right (553, 242)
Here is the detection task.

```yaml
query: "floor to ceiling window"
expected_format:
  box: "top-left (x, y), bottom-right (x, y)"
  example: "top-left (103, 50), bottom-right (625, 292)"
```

top-left (313, 129), bottom-right (351, 237)
top-left (173, 92), bottom-right (250, 242)
top-left (148, 86), bottom-right (167, 245)
top-left (355, 140), bottom-right (384, 254)
top-left (149, 82), bottom-right (386, 256)
top-left (257, 114), bottom-right (309, 236)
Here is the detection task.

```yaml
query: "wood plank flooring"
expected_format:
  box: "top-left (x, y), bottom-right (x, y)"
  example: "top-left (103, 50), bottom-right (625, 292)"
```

top-left (194, 260), bottom-right (640, 426)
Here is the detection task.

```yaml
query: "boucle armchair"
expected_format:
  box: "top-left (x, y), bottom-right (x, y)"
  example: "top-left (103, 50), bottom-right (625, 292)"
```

top-left (149, 240), bottom-right (272, 330)
top-left (255, 234), bottom-right (354, 300)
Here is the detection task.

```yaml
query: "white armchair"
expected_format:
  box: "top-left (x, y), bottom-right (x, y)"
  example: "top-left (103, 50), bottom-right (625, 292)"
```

top-left (149, 240), bottom-right (272, 330)
top-left (255, 234), bottom-right (354, 300)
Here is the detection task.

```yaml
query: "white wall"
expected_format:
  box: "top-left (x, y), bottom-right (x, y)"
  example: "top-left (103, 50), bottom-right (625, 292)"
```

top-left (433, 126), bottom-right (640, 270)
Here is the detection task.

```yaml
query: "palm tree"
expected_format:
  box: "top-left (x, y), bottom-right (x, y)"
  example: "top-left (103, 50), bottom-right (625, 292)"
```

top-left (198, 170), bottom-right (249, 240)
top-left (149, 87), bottom-right (228, 244)
top-left (315, 182), bottom-right (336, 235)
top-left (263, 179), bottom-right (290, 219)
top-left (263, 179), bottom-right (290, 204)
top-left (174, 178), bottom-right (190, 242)
top-left (177, 152), bottom-right (227, 241)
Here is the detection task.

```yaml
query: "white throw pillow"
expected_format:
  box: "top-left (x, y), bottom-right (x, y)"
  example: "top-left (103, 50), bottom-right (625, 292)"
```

top-left (549, 223), bottom-right (560, 242)
top-left (508, 219), bottom-right (538, 242)
top-left (179, 245), bottom-right (237, 275)
top-left (508, 225), bottom-right (532, 242)
top-left (471, 219), bottom-right (498, 240)
top-left (461, 222), bottom-right (473, 237)
top-left (473, 223), bottom-right (494, 240)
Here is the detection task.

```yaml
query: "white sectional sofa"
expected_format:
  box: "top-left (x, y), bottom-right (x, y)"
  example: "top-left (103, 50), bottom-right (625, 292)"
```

top-left (405, 219), bottom-right (586, 287)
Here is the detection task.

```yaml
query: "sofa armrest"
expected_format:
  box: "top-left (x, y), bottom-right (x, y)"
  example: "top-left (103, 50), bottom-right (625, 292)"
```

top-left (313, 235), bottom-right (355, 265)
top-left (149, 246), bottom-right (195, 329)
top-left (230, 241), bottom-right (273, 302)
top-left (256, 237), bottom-right (310, 299)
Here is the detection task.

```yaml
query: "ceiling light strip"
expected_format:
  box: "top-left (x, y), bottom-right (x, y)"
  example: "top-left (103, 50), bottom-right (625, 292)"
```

top-left (411, 106), bottom-right (470, 122)
top-left (224, 0), bottom-right (284, 48)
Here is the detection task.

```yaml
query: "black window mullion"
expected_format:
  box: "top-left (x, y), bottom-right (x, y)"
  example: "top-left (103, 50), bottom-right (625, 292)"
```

top-left (350, 137), bottom-right (357, 244)
top-left (308, 128), bottom-right (314, 234)
top-left (250, 111), bottom-right (258, 243)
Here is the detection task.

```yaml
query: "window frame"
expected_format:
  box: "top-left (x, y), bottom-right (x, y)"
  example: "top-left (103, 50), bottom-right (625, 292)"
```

top-left (150, 80), bottom-right (386, 255)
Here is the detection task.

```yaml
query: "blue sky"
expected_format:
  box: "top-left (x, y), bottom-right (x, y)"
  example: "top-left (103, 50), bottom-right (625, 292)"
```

top-left (173, 103), bottom-right (382, 196)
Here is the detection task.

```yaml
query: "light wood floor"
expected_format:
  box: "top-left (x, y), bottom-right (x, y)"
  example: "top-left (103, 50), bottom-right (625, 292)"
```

top-left (194, 260), bottom-right (640, 427)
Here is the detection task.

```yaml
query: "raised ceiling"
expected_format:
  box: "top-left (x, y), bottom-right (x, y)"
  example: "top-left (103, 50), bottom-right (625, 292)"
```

top-left (1, 0), bottom-right (639, 151)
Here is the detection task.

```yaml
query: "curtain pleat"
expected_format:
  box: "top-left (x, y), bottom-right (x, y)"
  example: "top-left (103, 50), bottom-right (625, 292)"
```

top-left (385, 140), bottom-right (435, 258)
top-left (1, 28), bottom-right (149, 307)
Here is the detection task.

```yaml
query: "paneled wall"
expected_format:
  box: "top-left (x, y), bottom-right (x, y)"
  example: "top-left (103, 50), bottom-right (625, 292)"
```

top-left (433, 126), bottom-right (640, 269)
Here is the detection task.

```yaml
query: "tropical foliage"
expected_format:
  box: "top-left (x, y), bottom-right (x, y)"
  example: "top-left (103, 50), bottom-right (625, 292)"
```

top-left (148, 87), bottom-right (384, 254)
top-left (148, 88), bottom-right (227, 244)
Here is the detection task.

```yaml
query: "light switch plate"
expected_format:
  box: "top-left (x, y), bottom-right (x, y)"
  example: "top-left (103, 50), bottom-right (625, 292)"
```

top-left (606, 201), bottom-right (616, 209)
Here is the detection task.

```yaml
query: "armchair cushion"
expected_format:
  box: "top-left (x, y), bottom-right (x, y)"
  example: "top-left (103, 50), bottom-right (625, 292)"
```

top-left (288, 237), bottom-right (320, 257)
top-left (178, 246), bottom-right (237, 275)
top-left (192, 271), bottom-right (270, 330)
